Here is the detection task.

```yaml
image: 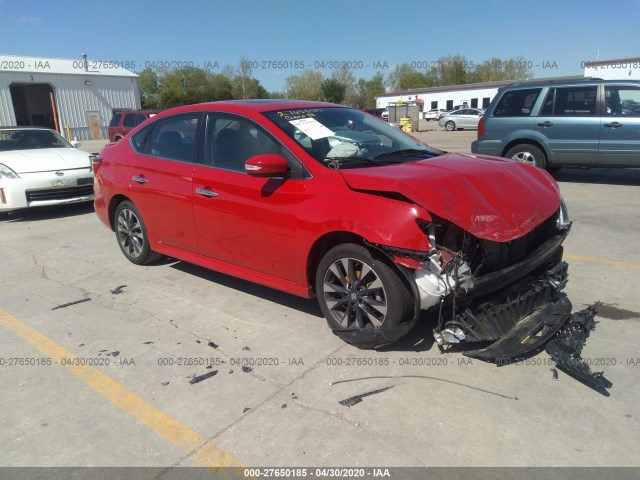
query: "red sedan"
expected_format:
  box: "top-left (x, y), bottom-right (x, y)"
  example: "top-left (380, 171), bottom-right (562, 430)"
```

top-left (93, 100), bottom-right (573, 359)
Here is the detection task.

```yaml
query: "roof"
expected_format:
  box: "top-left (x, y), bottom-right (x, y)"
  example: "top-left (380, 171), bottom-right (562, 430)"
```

top-left (583, 57), bottom-right (640, 67)
top-left (376, 76), bottom-right (590, 98)
top-left (0, 54), bottom-right (138, 77)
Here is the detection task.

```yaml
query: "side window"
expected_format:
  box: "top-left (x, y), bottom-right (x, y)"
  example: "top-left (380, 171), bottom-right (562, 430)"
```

top-left (123, 114), bottom-right (138, 127)
top-left (148, 115), bottom-right (199, 162)
top-left (541, 86), bottom-right (597, 116)
top-left (605, 86), bottom-right (640, 116)
top-left (133, 113), bottom-right (146, 126)
top-left (493, 88), bottom-right (542, 117)
top-left (131, 124), bottom-right (152, 154)
top-left (109, 113), bottom-right (122, 127)
top-left (205, 115), bottom-right (281, 172)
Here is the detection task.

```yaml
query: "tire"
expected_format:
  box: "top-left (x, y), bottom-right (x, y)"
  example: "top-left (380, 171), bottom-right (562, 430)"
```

top-left (445, 121), bottom-right (456, 131)
top-left (315, 243), bottom-right (415, 349)
top-left (114, 201), bottom-right (162, 265)
top-left (505, 144), bottom-right (547, 169)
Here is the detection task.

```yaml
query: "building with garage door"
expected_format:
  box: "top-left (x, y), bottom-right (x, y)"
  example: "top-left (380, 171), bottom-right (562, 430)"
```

top-left (0, 54), bottom-right (140, 140)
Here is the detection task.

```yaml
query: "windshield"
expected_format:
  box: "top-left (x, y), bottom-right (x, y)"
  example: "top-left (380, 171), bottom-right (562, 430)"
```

top-left (0, 129), bottom-right (74, 151)
top-left (263, 107), bottom-right (442, 168)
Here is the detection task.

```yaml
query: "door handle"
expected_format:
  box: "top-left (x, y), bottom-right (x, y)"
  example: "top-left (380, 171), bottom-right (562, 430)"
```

top-left (132, 175), bottom-right (148, 184)
top-left (603, 122), bottom-right (622, 128)
top-left (196, 188), bottom-right (219, 197)
top-left (537, 121), bottom-right (554, 127)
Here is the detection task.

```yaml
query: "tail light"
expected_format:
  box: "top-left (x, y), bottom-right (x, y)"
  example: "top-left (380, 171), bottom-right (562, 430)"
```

top-left (477, 118), bottom-right (485, 138)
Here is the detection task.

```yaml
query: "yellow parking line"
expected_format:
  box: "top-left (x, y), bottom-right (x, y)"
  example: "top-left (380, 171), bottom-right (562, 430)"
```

top-left (566, 254), bottom-right (640, 270)
top-left (0, 309), bottom-right (243, 470)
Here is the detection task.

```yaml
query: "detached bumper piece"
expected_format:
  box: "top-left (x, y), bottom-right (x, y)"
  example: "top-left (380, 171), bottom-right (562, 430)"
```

top-left (443, 261), bottom-right (571, 362)
top-left (545, 303), bottom-right (613, 395)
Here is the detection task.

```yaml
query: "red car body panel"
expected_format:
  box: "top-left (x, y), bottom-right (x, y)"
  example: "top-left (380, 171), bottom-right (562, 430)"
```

top-left (94, 100), bottom-right (562, 299)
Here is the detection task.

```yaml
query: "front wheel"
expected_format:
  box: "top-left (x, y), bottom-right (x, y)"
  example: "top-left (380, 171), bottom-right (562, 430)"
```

top-left (505, 144), bottom-right (547, 169)
top-left (445, 121), bottom-right (456, 131)
top-left (114, 201), bottom-right (162, 265)
top-left (315, 243), bottom-right (415, 348)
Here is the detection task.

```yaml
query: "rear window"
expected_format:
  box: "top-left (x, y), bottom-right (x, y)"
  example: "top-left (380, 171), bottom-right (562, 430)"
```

top-left (541, 86), bottom-right (598, 116)
top-left (109, 113), bottom-right (122, 127)
top-left (493, 88), bottom-right (542, 117)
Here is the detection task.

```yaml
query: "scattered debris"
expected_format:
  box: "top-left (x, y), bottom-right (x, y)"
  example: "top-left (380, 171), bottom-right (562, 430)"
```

top-left (196, 340), bottom-right (201, 344)
top-left (291, 393), bottom-right (298, 400)
top-left (186, 373), bottom-right (197, 379)
top-left (189, 370), bottom-right (218, 385)
top-left (546, 303), bottom-right (613, 395)
top-left (242, 407), bottom-right (251, 413)
top-left (109, 351), bottom-right (120, 357)
top-left (143, 341), bottom-right (154, 345)
top-left (206, 365), bottom-right (214, 370)
top-left (52, 298), bottom-right (91, 310)
top-left (161, 381), bottom-right (170, 386)
top-left (339, 386), bottom-right (395, 407)
top-left (242, 346), bottom-right (251, 351)
top-left (550, 368), bottom-right (559, 381)
top-left (229, 369), bottom-right (234, 374)
top-left (242, 366), bottom-right (253, 373)
top-left (208, 341), bottom-right (219, 349)
top-left (110, 285), bottom-right (127, 295)
top-left (99, 349), bottom-right (108, 352)
top-left (281, 403), bottom-right (287, 409)
top-left (78, 343), bottom-right (85, 347)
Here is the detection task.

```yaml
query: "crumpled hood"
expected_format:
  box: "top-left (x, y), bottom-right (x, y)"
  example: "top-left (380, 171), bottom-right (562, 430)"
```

top-left (0, 147), bottom-right (91, 174)
top-left (339, 153), bottom-right (561, 242)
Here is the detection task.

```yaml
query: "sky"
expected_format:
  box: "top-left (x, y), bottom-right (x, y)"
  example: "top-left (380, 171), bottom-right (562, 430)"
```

top-left (1, 0), bottom-right (639, 91)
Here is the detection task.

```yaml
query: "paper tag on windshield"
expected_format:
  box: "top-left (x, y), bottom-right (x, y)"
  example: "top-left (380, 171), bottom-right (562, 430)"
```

top-left (290, 118), bottom-right (334, 140)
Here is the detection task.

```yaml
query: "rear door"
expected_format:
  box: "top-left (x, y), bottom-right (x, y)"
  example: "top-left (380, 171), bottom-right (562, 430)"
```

top-left (128, 113), bottom-right (201, 252)
top-left (598, 84), bottom-right (640, 166)
top-left (535, 85), bottom-right (600, 165)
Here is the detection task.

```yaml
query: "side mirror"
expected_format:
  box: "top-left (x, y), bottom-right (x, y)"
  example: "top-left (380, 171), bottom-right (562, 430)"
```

top-left (245, 154), bottom-right (289, 177)
top-left (71, 140), bottom-right (82, 148)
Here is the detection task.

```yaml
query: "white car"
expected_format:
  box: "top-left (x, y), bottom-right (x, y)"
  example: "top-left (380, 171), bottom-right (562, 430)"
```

top-left (0, 127), bottom-right (94, 212)
top-left (424, 109), bottom-right (446, 120)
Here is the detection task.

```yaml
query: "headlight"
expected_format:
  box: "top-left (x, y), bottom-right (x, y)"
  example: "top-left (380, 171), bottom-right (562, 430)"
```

top-left (557, 197), bottom-right (570, 230)
top-left (0, 163), bottom-right (19, 179)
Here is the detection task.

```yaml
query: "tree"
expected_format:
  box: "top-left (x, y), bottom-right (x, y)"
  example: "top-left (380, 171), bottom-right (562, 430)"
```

top-left (469, 56), bottom-right (533, 83)
top-left (321, 78), bottom-right (346, 104)
top-left (225, 57), bottom-right (267, 99)
top-left (387, 63), bottom-right (429, 90)
top-left (353, 72), bottom-right (386, 109)
top-left (284, 70), bottom-right (324, 100)
top-left (424, 54), bottom-right (469, 87)
top-left (157, 67), bottom-right (232, 108)
top-left (138, 67), bottom-right (160, 109)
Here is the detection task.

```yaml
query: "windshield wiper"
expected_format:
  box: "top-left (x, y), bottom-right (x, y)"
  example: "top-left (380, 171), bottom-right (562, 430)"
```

top-left (323, 156), bottom-right (378, 168)
top-left (373, 149), bottom-right (433, 160)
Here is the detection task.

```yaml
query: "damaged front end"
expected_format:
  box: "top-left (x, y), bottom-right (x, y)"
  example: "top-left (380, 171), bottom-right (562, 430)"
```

top-left (385, 200), bottom-right (611, 393)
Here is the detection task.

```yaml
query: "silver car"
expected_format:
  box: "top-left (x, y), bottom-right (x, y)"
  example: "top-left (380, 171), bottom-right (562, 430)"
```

top-left (438, 108), bottom-right (484, 131)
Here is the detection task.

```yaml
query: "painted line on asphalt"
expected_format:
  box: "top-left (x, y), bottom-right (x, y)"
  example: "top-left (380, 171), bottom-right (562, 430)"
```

top-left (566, 254), bottom-right (640, 270)
top-left (0, 308), bottom-right (244, 470)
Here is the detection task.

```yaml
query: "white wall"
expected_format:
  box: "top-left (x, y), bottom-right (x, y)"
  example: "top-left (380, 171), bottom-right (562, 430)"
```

top-left (377, 86), bottom-right (499, 111)
top-left (0, 72), bottom-right (140, 139)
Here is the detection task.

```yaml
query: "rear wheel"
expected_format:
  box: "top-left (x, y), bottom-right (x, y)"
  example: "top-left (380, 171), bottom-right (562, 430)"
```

top-left (445, 121), bottom-right (456, 131)
top-left (316, 243), bottom-right (415, 348)
top-left (505, 144), bottom-right (547, 169)
top-left (114, 201), bottom-right (162, 265)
